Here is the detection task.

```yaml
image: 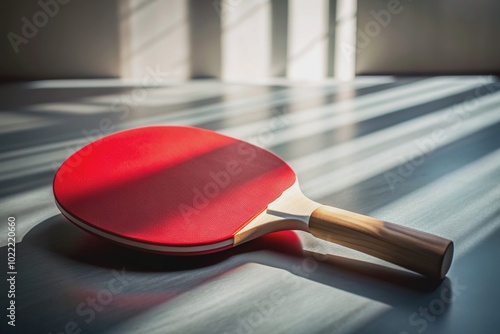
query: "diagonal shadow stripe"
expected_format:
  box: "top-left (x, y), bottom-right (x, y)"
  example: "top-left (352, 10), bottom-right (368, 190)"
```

top-left (200, 79), bottom-right (423, 130)
top-left (270, 82), bottom-right (500, 161)
top-left (316, 120), bottom-right (500, 215)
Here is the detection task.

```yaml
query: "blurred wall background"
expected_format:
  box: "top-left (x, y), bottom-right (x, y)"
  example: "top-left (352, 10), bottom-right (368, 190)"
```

top-left (356, 0), bottom-right (500, 75)
top-left (1, 0), bottom-right (499, 82)
top-left (0, 0), bottom-right (122, 79)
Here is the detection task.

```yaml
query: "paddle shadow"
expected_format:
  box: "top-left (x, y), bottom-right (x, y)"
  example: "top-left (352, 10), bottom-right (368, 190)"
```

top-left (2, 214), bottom-right (452, 333)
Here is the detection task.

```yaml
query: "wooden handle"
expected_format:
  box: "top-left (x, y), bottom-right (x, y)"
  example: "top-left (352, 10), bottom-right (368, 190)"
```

top-left (308, 206), bottom-right (453, 280)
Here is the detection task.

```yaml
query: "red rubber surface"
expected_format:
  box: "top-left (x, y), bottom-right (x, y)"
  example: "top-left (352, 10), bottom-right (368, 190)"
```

top-left (53, 126), bottom-right (296, 249)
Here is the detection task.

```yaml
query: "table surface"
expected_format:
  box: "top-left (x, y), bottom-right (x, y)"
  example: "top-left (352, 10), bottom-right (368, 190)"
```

top-left (1, 76), bottom-right (500, 334)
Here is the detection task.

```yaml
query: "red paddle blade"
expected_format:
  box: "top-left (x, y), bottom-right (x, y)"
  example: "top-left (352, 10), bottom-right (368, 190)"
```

top-left (53, 126), bottom-right (296, 253)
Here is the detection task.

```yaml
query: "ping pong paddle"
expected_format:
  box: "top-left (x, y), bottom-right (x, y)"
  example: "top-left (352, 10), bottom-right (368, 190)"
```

top-left (53, 126), bottom-right (453, 279)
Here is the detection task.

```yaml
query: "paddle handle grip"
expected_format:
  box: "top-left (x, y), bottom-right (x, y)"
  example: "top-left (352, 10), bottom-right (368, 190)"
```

top-left (308, 206), bottom-right (453, 280)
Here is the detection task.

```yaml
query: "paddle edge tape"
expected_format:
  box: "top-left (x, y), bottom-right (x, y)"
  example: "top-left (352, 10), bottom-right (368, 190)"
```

top-left (51, 125), bottom-right (238, 247)
top-left (52, 125), bottom-right (297, 247)
top-left (55, 200), bottom-right (234, 255)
